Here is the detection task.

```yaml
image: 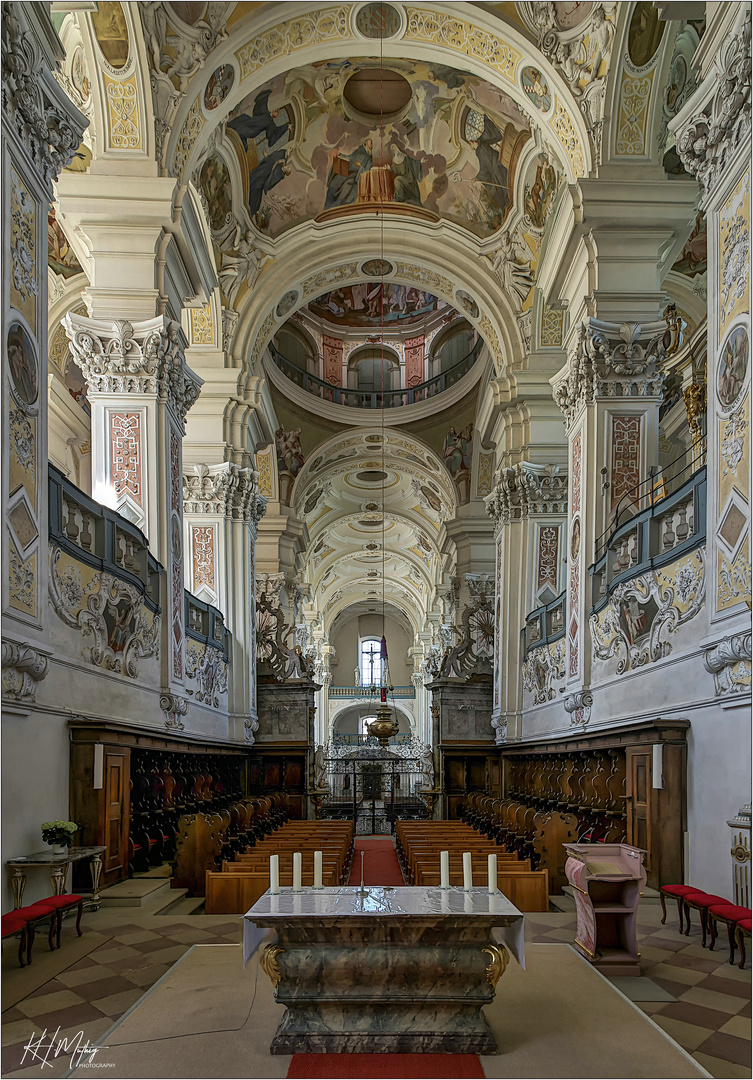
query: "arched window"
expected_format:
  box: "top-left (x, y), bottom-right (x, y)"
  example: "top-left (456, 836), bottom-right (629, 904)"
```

top-left (434, 322), bottom-right (476, 374)
top-left (359, 637), bottom-right (383, 687)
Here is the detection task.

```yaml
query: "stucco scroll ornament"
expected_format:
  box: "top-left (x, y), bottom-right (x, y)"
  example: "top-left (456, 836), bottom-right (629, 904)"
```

top-left (564, 690), bottom-right (593, 727)
top-left (673, 9), bottom-right (751, 199)
top-left (160, 692), bottom-right (189, 731)
top-left (1, 640), bottom-right (49, 703)
top-left (702, 632), bottom-right (753, 696)
top-left (10, 169), bottom-right (37, 304)
top-left (491, 713), bottom-right (508, 745)
top-left (185, 643), bottom-right (228, 707)
top-left (49, 546), bottom-right (161, 678)
top-left (243, 714), bottom-right (259, 745)
top-left (589, 549), bottom-right (706, 675)
top-left (1, 2), bottom-right (87, 189)
top-left (523, 638), bottom-right (566, 704)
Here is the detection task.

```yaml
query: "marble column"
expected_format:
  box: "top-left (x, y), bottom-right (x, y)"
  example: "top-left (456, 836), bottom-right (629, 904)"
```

top-left (552, 319), bottom-right (669, 728)
top-left (182, 462), bottom-right (267, 743)
top-left (64, 313), bottom-right (202, 699)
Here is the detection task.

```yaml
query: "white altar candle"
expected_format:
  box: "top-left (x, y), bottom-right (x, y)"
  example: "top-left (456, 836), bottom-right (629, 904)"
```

top-left (293, 851), bottom-right (302, 892)
top-left (488, 853), bottom-right (498, 894)
top-left (314, 850), bottom-right (323, 889)
top-left (462, 851), bottom-right (473, 891)
top-left (440, 850), bottom-right (450, 889)
top-left (269, 854), bottom-right (280, 895)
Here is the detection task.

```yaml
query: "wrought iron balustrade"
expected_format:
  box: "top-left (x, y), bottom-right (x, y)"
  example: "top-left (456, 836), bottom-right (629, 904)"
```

top-left (268, 336), bottom-right (483, 409)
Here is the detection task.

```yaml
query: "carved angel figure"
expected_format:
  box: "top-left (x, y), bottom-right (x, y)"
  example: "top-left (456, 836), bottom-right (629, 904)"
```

top-left (219, 223), bottom-right (267, 305)
top-left (489, 233), bottom-right (535, 308)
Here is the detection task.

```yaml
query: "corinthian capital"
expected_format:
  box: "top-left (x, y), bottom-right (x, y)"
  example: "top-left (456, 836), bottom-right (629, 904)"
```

top-left (63, 313), bottom-right (203, 428)
top-left (486, 461), bottom-right (568, 526)
top-left (672, 8), bottom-right (751, 201)
top-left (183, 462), bottom-right (267, 524)
top-left (1, 2), bottom-right (88, 190)
top-left (553, 318), bottom-right (668, 430)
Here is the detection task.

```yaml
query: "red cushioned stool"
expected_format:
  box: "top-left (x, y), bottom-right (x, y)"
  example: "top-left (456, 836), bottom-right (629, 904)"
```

top-left (708, 904), bottom-right (751, 964)
top-left (2, 914), bottom-right (29, 967)
top-left (36, 895), bottom-right (84, 948)
top-left (736, 917), bottom-right (751, 969)
top-left (682, 892), bottom-right (729, 946)
top-left (10, 904), bottom-right (57, 965)
top-left (660, 884), bottom-right (697, 933)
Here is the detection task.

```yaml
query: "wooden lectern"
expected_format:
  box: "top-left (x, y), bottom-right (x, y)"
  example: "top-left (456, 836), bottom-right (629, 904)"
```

top-left (563, 842), bottom-right (647, 976)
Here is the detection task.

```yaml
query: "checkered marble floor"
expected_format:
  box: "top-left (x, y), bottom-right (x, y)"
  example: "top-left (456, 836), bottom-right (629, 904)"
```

top-left (529, 902), bottom-right (752, 1079)
top-left (2, 896), bottom-right (750, 1078)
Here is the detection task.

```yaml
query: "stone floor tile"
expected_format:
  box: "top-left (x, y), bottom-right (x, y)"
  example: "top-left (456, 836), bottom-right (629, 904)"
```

top-left (15, 991), bottom-right (86, 1019)
top-left (121, 963), bottom-right (169, 988)
top-left (720, 1014), bottom-right (753, 1040)
top-left (681, 986), bottom-right (749, 1015)
top-left (102, 952), bottom-right (166, 974)
top-left (136, 944), bottom-right (189, 965)
top-left (696, 1031), bottom-right (753, 1068)
top-left (67, 975), bottom-right (140, 1003)
top-left (86, 945), bottom-right (140, 964)
top-left (664, 952), bottom-right (722, 974)
top-left (657, 1000), bottom-right (739, 1030)
top-left (648, 962), bottom-right (708, 986)
top-left (653, 1014), bottom-right (715, 1051)
top-left (56, 964), bottom-right (119, 988)
top-left (698, 974), bottom-right (753, 999)
top-left (692, 1051), bottom-right (753, 1080)
top-left (92, 988), bottom-right (145, 1017)
top-left (110, 930), bottom-right (161, 945)
top-left (14, 1002), bottom-right (106, 1032)
top-left (739, 1000), bottom-right (752, 1019)
top-left (651, 975), bottom-right (696, 999)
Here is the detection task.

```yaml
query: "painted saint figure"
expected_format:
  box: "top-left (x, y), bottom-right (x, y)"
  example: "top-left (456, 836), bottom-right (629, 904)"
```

top-left (325, 139), bottom-right (373, 209)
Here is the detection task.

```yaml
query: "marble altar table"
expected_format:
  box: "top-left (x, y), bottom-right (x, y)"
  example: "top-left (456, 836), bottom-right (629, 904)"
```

top-left (6, 846), bottom-right (106, 910)
top-left (243, 885), bottom-right (525, 1054)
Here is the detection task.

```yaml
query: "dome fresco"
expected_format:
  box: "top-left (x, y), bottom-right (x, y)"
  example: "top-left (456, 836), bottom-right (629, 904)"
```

top-left (221, 58), bottom-right (532, 238)
top-left (307, 283), bottom-right (446, 326)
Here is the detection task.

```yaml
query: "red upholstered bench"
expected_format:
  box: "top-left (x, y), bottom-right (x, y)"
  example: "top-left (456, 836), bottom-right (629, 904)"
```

top-left (660, 884), bottom-right (697, 933)
top-left (2, 914), bottom-right (29, 967)
top-left (3, 904), bottom-right (57, 966)
top-left (708, 904), bottom-right (751, 965)
top-left (682, 892), bottom-right (729, 947)
top-left (36, 895), bottom-right (84, 948)
top-left (736, 917), bottom-right (751, 969)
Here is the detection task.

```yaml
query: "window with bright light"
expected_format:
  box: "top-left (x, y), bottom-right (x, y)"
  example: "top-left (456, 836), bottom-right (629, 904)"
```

top-left (359, 638), bottom-right (383, 687)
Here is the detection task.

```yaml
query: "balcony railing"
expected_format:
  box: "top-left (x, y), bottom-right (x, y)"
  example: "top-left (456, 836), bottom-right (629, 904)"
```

top-left (590, 463), bottom-right (706, 612)
top-left (521, 590), bottom-right (566, 655)
top-left (595, 436), bottom-right (707, 562)
top-left (49, 464), bottom-right (161, 611)
top-left (329, 685), bottom-right (416, 699)
top-left (185, 591), bottom-right (231, 659)
top-left (268, 336), bottom-right (484, 409)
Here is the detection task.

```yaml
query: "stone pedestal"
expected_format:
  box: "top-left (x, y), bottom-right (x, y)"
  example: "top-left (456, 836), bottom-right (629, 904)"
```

top-left (245, 886), bottom-right (524, 1054)
top-left (256, 678), bottom-right (317, 745)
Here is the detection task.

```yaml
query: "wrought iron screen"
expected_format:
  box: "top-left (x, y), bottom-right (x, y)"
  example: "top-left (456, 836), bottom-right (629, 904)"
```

top-left (322, 741), bottom-right (428, 835)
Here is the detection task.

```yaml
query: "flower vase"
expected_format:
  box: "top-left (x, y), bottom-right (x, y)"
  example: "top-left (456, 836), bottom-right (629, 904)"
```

top-left (50, 844), bottom-right (67, 856)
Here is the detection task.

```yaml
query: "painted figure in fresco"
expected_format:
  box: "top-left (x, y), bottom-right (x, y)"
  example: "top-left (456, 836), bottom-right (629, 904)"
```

top-left (467, 112), bottom-right (510, 215)
top-left (388, 140), bottom-right (423, 205)
top-left (106, 599), bottom-right (134, 654)
top-left (718, 328), bottom-right (749, 407)
top-left (443, 427), bottom-right (466, 476)
top-left (325, 139), bottom-right (373, 209)
top-left (276, 427), bottom-right (305, 476)
top-left (247, 148), bottom-right (292, 217)
top-left (228, 89), bottom-right (290, 151)
top-left (7, 327), bottom-right (37, 405)
top-left (525, 159), bottom-right (558, 229)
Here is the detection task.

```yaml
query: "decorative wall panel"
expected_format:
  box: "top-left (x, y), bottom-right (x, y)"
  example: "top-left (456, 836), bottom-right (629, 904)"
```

top-left (610, 415), bottom-right (641, 511)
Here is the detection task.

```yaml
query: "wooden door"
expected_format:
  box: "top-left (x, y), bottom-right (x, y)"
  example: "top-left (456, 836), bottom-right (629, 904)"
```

top-left (626, 749), bottom-right (651, 872)
top-left (104, 748), bottom-right (130, 880)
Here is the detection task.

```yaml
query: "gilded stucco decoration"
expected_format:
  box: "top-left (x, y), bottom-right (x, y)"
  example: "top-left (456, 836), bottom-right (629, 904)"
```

top-left (590, 548), bottom-right (706, 675)
top-left (48, 545), bottom-right (160, 677)
top-left (9, 166), bottom-right (37, 325)
top-left (190, 302), bottom-right (214, 345)
top-left (718, 172), bottom-right (750, 343)
top-left (104, 73), bottom-right (141, 149)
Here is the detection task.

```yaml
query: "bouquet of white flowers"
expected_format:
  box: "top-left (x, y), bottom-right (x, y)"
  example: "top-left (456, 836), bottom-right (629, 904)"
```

top-left (41, 820), bottom-right (78, 848)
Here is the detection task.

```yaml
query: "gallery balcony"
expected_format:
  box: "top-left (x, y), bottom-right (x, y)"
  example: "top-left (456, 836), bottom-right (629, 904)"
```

top-left (265, 336), bottom-right (486, 419)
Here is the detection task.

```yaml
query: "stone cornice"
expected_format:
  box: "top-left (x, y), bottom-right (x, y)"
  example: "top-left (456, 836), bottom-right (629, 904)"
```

top-left (63, 313), bottom-right (203, 428)
top-left (552, 318), bottom-right (668, 431)
top-left (672, 7), bottom-right (751, 203)
top-left (183, 462), bottom-right (267, 525)
top-left (1, 1), bottom-right (88, 191)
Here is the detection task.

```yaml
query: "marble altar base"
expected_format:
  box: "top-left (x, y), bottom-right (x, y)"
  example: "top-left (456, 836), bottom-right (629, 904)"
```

top-left (245, 886), bottom-right (525, 1055)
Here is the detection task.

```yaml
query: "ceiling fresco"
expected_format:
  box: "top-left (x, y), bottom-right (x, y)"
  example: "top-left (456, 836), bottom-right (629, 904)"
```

top-left (219, 57), bottom-right (532, 238)
top-left (306, 282), bottom-right (446, 326)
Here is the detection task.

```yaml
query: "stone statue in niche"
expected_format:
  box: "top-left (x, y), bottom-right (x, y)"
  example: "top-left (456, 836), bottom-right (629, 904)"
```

top-left (314, 744), bottom-right (328, 789)
top-left (420, 747), bottom-right (435, 789)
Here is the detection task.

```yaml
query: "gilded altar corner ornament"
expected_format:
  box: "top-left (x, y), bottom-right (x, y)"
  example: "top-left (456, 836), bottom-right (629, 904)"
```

top-left (482, 943), bottom-right (509, 989)
top-left (260, 944), bottom-right (285, 989)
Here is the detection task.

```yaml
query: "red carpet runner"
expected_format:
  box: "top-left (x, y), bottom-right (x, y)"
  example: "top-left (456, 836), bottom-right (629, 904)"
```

top-left (287, 836), bottom-right (486, 1079)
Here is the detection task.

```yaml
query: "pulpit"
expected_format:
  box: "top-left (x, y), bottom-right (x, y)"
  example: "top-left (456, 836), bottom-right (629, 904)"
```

top-left (563, 842), bottom-right (646, 976)
top-left (244, 885), bottom-right (525, 1054)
